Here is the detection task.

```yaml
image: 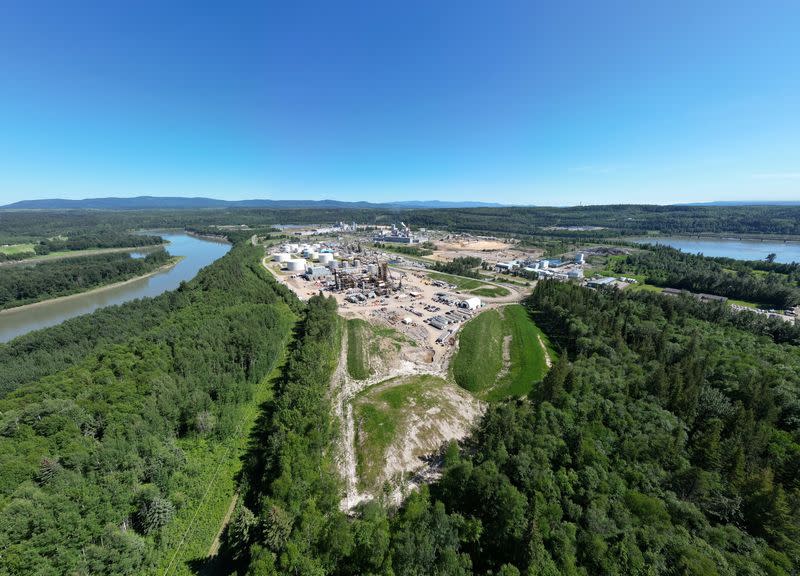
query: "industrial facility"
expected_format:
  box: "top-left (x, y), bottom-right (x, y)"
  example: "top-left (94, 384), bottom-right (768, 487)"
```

top-left (373, 222), bottom-right (427, 244)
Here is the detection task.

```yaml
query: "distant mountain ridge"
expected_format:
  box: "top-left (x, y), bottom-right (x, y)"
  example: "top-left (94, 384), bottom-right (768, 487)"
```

top-left (1, 196), bottom-right (505, 210)
top-left (680, 200), bottom-right (800, 206)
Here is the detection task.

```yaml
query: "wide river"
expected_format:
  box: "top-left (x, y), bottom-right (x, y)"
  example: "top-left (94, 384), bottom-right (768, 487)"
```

top-left (632, 237), bottom-right (800, 264)
top-left (0, 232), bottom-right (230, 343)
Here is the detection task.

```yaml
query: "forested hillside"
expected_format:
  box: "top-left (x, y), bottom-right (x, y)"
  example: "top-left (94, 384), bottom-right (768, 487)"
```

top-left (224, 282), bottom-right (800, 575)
top-left (0, 242), bottom-right (300, 574)
top-left (615, 245), bottom-right (800, 308)
top-left (422, 282), bottom-right (800, 574)
top-left (0, 249), bottom-right (172, 310)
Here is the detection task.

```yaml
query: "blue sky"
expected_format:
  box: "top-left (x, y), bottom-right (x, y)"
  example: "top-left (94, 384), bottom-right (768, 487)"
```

top-left (1, 0), bottom-right (799, 205)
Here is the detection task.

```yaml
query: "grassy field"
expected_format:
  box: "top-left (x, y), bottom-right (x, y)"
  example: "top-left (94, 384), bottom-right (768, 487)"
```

top-left (626, 283), bottom-right (664, 294)
top-left (728, 298), bottom-right (760, 309)
top-left (0, 243), bottom-right (35, 256)
top-left (353, 375), bottom-right (458, 490)
top-left (427, 271), bottom-right (511, 297)
top-left (452, 304), bottom-right (554, 401)
top-left (347, 319), bottom-right (372, 379)
top-left (346, 319), bottom-right (412, 380)
top-left (451, 308), bottom-right (504, 393)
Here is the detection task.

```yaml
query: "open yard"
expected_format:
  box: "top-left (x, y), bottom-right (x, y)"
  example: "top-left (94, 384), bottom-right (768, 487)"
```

top-left (452, 304), bottom-right (554, 401)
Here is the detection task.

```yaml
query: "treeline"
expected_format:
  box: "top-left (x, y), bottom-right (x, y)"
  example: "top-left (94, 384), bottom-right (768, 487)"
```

top-left (432, 256), bottom-right (484, 278)
top-left (5, 205), bottom-right (800, 245)
top-left (617, 245), bottom-right (800, 308)
top-left (0, 249), bottom-right (172, 310)
top-left (222, 294), bottom-right (343, 573)
top-left (32, 231), bottom-right (163, 255)
top-left (373, 241), bottom-right (434, 257)
top-left (710, 255), bottom-right (800, 282)
top-left (0, 242), bottom-right (298, 574)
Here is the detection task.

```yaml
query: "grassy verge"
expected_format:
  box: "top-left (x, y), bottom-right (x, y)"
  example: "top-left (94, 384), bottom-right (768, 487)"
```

top-left (154, 319), bottom-right (295, 576)
top-left (728, 298), bottom-right (760, 309)
top-left (346, 319), bottom-right (372, 380)
top-left (0, 243), bottom-right (35, 256)
top-left (452, 304), bottom-right (554, 400)
top-left (626, 283), bottom-right (664, 294)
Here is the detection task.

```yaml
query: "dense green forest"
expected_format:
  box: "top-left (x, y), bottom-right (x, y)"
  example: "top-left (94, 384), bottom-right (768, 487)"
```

top-left (226, 294), bottom-right (345, 574)
top-left (4, 205), bottom-right (800, 245)
top-left (0, 242), bottom-right (302, 574)
top-left (0, 249), bottom-right (172, 310)
top-left (432, 256), bottom-right (484, 278)
top-left (219, 282), bottom-right (800, 575)
top-left (31, 231), bottom-right (164, 255)
top-left (0, 284), bottom-right (194, 398)
top-left (614, 245), bottom-right (800, 308)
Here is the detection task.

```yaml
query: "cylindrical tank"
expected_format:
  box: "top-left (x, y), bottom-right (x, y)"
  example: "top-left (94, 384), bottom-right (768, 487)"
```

top-left (287, 259), bottom-right (306, 272)
top-left (319, 253), bottom-right (334, 265)
top-left (310, 251), bottom-right (320, 261)
top-left (273, 253), bottom-right (290, 262)
top-left (367, 264), bottom-right (379, 275)
top-left (353, 259), bottom-right (361, 268)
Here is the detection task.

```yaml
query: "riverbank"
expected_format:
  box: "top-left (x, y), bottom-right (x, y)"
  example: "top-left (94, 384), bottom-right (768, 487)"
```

top-left (627, 233), bottom-right (800, 243)
top-left (0, 257), bottom-right (184, 316)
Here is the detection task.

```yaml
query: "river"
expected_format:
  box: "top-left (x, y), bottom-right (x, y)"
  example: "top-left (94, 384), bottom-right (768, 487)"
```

top-left (0, 232), bottom-right (230, 343)
top-left (632, 237), bottom-right (800, 263)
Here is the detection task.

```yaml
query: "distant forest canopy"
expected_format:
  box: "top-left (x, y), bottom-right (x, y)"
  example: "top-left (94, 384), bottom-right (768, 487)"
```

top-left (0, 249), bottom-right (172, 310)
top-left (3, 204), bottom-right (800, 241)
top-left (615, 245), bottom-right (800, 309)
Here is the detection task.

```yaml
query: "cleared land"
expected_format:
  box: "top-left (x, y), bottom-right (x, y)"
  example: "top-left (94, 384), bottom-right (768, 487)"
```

top-left (427, 271), bottom-right (511, 297)
top-left (346, 318), bottom-right (413, 380)
top-left (352, 374), bottom-right (481, 492)
top-left (452, 304), bottom-right (554, 401)
top-left (0, 243), bottom-right (35, 256)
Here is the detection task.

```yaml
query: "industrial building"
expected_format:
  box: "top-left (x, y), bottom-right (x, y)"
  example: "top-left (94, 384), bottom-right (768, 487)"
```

top-left (586, 276), bottom-right (616, 288)
top-left (373, 222), bottom-right (427, 244)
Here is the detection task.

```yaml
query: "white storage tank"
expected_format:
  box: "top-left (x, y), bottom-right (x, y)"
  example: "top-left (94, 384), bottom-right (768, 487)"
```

top-left (287, 259), bottom-right (306, 272)
top-left (319, 253), bottom-right (334, 265)
top-left (367, 264), bottom-right (379, 275)
top-left (273, 253), bottom-right (291, 262)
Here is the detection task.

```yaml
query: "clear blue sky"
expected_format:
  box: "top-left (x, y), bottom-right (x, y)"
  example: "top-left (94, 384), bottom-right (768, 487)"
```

top-left (1, 0), bottom-right (799, 205)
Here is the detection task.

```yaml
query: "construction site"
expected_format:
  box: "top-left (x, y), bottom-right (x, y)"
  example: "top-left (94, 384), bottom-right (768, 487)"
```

top-left (259, 230), bottom-right (553, 509)
top-left (263, 237), bottom-right (522, 357)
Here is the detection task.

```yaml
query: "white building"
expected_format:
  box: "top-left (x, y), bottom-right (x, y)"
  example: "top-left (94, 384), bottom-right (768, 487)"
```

top-left (459, 297), bottom-right (482, 310)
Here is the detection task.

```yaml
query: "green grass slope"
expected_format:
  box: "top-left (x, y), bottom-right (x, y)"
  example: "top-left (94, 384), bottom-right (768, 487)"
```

top-left (452, 304), bottom-right (554, 400)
